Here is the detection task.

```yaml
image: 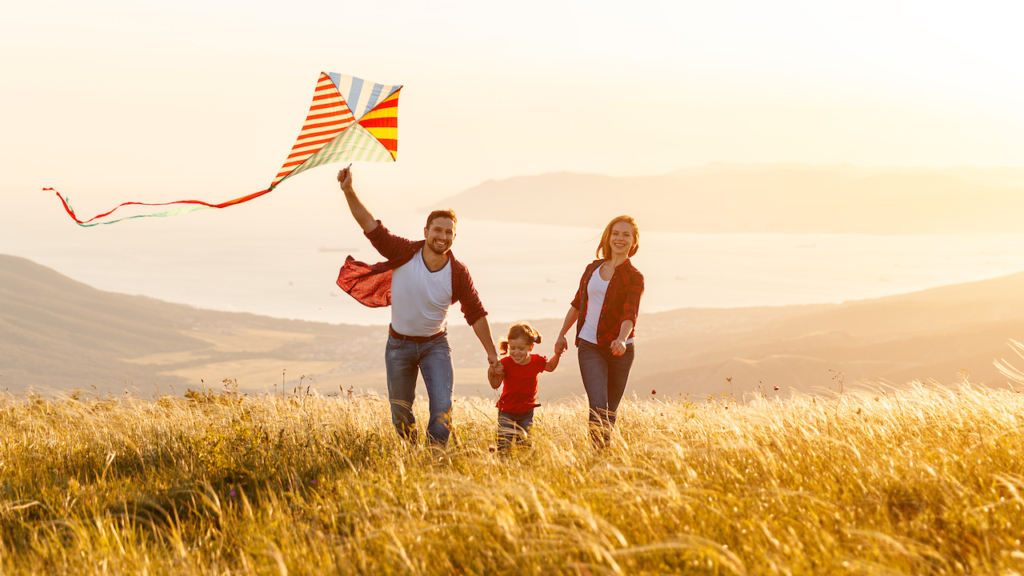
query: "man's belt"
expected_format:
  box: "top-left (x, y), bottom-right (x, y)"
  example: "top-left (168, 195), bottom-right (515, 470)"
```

top-left (389, 325), bottom-right (446, 343)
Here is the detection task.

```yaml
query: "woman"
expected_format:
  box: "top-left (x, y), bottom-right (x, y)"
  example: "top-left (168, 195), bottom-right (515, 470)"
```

top-left (555, 215), bottom-right (644, 447)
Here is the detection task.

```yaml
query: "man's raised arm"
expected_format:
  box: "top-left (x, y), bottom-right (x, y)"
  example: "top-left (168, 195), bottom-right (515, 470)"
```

top-left (337, 167), bottom-right (378, 234)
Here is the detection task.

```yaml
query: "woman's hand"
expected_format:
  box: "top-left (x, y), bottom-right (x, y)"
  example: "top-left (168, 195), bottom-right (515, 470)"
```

top-left (555, 335), bottom-right (569, 355)
top-left (611, 320), bottom-right (633, 356)
top-left (610, 338), bottom-right (627, 356)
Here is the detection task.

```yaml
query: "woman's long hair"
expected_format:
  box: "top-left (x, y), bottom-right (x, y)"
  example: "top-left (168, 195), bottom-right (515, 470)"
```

top-left (597, 215), bottom-right (640, 259)
top-left (499, 322), bottom-right (542, 355)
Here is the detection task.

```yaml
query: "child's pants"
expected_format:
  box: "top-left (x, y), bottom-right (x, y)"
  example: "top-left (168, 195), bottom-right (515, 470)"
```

top-left (497, 408), bottom-right (535, 450)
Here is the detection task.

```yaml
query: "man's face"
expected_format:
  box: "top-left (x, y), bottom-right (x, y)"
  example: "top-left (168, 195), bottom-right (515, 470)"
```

top-left (424, 217), bottom-right (455, 255)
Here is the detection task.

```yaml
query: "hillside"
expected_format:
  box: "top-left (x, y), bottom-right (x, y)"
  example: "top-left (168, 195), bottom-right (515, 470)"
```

top-left (431, 165), bottom-right (1024, 234)
top-left (626, 272), bottom-right (1024, 397)
top-left (672, 161), bottom-right (1024, 189)
top-left (4, 254), bottom-right (1024, 399)
top-left (0, 255), bottom-right (379, 394)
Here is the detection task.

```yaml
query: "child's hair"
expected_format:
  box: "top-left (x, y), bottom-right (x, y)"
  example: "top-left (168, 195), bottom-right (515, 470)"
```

top-left (499, 322), bottom-right (542, 355)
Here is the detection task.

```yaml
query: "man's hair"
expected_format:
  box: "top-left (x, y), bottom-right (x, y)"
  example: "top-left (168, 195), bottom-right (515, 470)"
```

top-left (426, 209), bottom-right (457, 230)
top-left (597, 215), bottom-right (640, 259)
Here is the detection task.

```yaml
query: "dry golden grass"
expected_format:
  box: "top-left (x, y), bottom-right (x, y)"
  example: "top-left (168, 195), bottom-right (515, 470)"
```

top-left (2, 382), bottom-right (1024, 575)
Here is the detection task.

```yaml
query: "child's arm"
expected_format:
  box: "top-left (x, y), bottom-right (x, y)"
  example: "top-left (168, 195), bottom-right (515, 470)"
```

top-left (545, 351), bottom-right (562, 372)
top-left (487, 363), bottom-right (504, 389)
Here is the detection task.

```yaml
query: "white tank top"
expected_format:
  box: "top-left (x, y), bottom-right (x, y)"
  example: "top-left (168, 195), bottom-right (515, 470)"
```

top-left (578, 270), bottom-right (609, 344)
top-left (390, 249), bottom-right (453, 337)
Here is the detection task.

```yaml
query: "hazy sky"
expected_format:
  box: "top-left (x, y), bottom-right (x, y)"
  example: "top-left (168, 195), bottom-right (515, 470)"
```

top-left (5, 0), bottom-right (1024, 333)
top-left (4, 0), bottom-right (1024, 208)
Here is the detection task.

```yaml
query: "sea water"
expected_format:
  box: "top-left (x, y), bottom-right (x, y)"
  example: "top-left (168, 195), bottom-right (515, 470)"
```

top-left (6, 204), bottom-right (1024, 325)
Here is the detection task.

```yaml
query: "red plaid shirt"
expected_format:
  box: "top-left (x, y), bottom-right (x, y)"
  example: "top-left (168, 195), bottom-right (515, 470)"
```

top-left (571, 259), bottom-right (644, 347)
top-left (336, 220), bottom-right (488, 326)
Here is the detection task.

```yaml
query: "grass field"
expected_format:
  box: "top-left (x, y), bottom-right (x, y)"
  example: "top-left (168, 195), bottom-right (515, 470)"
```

top-left (2, 382), bottom-right (1024, 575)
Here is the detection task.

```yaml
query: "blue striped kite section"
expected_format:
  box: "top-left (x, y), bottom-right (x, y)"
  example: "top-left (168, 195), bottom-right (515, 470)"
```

top-left (329, 73), bottom-right (401, 120)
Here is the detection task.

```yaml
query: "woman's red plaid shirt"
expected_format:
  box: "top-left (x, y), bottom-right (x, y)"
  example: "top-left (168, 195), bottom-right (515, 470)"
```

top-left (570, 259), bottom-right (644, 347)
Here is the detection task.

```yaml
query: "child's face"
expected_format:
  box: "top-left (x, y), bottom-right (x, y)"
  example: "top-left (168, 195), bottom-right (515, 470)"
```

top-left (507, 337), bottom-right (533, 365)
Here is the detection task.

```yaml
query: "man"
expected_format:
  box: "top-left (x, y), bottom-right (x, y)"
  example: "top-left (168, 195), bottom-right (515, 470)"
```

top-left (335, 166), bottom-right (499, 445)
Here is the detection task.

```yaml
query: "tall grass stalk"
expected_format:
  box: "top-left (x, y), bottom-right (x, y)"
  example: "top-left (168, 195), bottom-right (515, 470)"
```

top-left (1, 383), bottom-right (1023, 575)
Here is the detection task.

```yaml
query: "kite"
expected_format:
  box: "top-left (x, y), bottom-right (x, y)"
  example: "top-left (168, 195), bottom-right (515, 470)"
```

top-left (47, 72), bottom-right (401, 226)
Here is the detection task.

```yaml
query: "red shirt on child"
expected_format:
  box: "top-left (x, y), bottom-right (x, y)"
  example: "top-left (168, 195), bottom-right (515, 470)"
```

top-left (496, 354), bottom-right (547, 413)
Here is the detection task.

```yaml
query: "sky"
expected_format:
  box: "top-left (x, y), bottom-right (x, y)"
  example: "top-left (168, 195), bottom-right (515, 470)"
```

top-left (4, 0), bottom-right (1024, 208)
top-left (2, 0), bottom-right (1024, 330)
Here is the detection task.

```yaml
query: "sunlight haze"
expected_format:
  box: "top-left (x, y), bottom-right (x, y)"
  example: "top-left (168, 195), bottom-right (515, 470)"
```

top-left (4, 1), bottom-right (1024, 205)
top-left (4, 0), bottom-right (1024, 329)
top-left (8, 5), bottom-right (1024, 570)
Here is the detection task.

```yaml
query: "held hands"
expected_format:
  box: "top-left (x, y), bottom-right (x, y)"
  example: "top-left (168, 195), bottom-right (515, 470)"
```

top-left (554, 335), bottom-right (569, 355)
top-left (487, 352), bottom-right (500, 369)
top-left (487, 361), bottom-right (504, 390)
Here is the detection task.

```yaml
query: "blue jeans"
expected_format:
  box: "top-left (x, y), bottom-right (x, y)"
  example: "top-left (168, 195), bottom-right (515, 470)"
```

top-left (384, 332), bottom-right (454, 445)
top-left (497, 408), bottom-right (535, 451)
top-left (578, 339), bottom-right (635, 447)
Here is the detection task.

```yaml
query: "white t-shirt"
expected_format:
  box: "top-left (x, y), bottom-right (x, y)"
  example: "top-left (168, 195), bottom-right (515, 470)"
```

top-left (390, 249), bottom-right (453, 337)
top-left (578, 270), bottom-right (609, 344)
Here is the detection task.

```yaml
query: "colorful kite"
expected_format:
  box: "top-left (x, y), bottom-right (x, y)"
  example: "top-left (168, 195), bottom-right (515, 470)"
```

top-left (47, 72), bottom-right (401, 226)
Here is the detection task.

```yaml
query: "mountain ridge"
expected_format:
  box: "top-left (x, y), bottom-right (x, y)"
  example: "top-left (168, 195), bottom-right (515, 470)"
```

top-left (429, 165), bottom-right (1024, 234)
top-left (4, 254), bottom-right (1024, 399)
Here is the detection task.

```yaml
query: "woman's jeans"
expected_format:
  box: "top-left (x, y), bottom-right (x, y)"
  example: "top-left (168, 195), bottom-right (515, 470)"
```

top-left (384, 333), bottom-right (454, 445)
top-left (578, 339), bottom-right (635, 447)
top-left (497, 408), bottom-right (535, 451)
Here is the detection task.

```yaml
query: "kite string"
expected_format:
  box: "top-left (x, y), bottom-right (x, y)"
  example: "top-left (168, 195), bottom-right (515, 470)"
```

top-left (45, 187), bottom-right (274, 226)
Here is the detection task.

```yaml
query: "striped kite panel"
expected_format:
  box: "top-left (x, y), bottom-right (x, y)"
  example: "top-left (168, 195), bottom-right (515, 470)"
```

top-left (358, 89), bottom-right (400, 161)
top-left (296, 123), bottom-right (394, 174)
top-left (271, 72), bottom-right (355, 188)
top-left (51, 71), bottom-right (402, 226)
top-left (328, 73), bottom-right (401, 120)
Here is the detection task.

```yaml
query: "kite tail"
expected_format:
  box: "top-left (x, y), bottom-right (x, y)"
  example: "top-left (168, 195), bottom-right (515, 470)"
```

top-left (46, 187), bottom-right (275, 227)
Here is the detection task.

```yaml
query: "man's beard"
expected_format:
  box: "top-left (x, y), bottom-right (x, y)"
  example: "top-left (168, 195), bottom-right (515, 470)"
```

top-left (426, 239), bottom-right (450, 255)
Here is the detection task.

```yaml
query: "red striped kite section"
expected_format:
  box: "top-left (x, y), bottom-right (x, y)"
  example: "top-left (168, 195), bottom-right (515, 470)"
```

top-left (48, 71), bottom-right (402, 226)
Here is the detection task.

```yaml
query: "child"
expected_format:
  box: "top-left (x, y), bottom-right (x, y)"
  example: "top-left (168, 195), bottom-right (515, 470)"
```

top-left (487, 322), bottom-right (561, 450)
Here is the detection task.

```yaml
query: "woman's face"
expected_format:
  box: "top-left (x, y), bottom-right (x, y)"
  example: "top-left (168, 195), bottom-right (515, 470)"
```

top-left (609, 221), bottom-right (635, 257)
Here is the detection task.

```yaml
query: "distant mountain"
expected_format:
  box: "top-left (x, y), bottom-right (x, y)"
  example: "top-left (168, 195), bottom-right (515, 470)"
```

top-left (0, 255), bottom-right (377, 394)
top-left (431, 164), bottom-right (1024, 233)
top-left (489, 271), bottom-right (1024, 400)
top-left (5, 254), bottom-right (1024, 401)
top-left (672, 162), bottom-right (1024, 190)
top-left (624, 271), bottom-right (1024, 397)
top-left (1, 255), bottom-right (202, 392)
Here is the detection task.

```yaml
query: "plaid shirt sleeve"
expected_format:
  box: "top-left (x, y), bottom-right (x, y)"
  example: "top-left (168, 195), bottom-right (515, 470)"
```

top-left (570, 282), bottom-right (583, 310)
top-left (452, 258), bottom-right (487, 325)
top-left (619, 267), bottom-right (644, 326)
top-left (365, 220), bottom-right (417, 260)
